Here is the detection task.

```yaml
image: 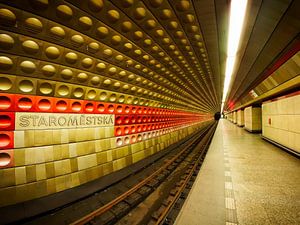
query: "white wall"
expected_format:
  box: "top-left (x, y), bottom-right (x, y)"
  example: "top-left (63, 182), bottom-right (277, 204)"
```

top-left (233, 111), bottom-right (237, 124)
top-left (262, 93), bottom-right (300, 153)
top-left (237, 110), bottom-right (244, 127)
top-left (244, 106), bottom-right (262, 132)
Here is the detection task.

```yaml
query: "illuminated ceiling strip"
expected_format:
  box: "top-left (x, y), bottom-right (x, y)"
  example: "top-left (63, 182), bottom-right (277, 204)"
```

top-left (221, 0), bottom-right (248, 113)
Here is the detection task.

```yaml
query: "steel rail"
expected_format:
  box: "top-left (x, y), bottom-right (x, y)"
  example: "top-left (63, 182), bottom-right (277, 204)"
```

top-left (153, 123), bottom-right (216, 225)
top-left (70, 123), bottom-right (213, 225)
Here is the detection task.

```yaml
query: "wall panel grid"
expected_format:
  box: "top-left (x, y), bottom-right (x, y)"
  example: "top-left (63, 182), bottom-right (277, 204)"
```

top-left (262, 93), bottom-right (300, 153)
top-left (244, 106), bottom-right (262, 132)
top-left (0, 1), bottom-right (216, 207)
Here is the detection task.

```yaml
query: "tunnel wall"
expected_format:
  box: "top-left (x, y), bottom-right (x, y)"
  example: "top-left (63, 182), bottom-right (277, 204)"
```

top-left (0, 1), bottom-right (214, 206)
top-left (262, 91), bottom-right (300, 153)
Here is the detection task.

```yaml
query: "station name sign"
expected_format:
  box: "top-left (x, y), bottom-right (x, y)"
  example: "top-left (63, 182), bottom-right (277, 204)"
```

top-left (15, 112), bottom-right (114, 130)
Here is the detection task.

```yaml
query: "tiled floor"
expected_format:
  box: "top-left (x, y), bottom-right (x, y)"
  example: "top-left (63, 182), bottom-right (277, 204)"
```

top-left (175, 119), bottom-right (300, 225)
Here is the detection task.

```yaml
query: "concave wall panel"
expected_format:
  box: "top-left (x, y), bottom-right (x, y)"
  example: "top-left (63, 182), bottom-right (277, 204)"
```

top-left (0, 0), bottom-right (214, 206)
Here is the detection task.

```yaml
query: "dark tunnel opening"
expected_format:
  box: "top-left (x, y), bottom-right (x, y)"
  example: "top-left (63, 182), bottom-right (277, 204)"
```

top-left (214, 112), bottom-right (221, 120)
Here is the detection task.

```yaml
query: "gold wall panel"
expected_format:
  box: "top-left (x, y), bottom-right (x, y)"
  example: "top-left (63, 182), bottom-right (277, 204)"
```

top-left (0, 0), bottom-right (216, 208)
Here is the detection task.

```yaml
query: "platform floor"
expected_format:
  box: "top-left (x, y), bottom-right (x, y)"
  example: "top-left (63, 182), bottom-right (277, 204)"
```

top-left (175, 119), bottom-right (300, 225)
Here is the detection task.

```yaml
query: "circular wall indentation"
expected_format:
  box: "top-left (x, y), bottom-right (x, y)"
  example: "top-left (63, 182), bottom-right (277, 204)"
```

top-left (19, 80), bottom-right (34, 93)
top-left (42, 64), bottom-right (56, 77)
top-left (149, 0), bottom-right (163, 8)
top-left (96, 62), bottom-right (106, 72)
top-left (0, 152), bottom-right (11, 166)
top-left (90, 76), bottom-right (100, 85)
top-left (111, 35), bottom-right (122, 46)
top-left (38, 98), bottom-right (51, 111)
top-left (85, 102), bottom-right (94, 112)
top-left (183, 14), bottom-right (194, 23)
top-left (124, 117), bottom-right (130, 124)
top-left (56, 100), bottom-right (67, 111)
top-left (121, 21), bottom-right (132, 33)
top-left (0, 77), bottom-right (12, 91)
top-left (103, 79), bottom-right (112, 86)
top-left (88, 0), bottom-right (104, 12)
top-left (0, 8), bottom-right (16, 26)
top-left (124, 127), bottom-right (129, 134)
top-left (108, 104), bottom-right (114, 113)
top-left (115, 55), bottom-right (124, 62)
top-left (65, 52), bottom-right (78, 64)
top-left (116, 127), bottom-right (122, 136)
top-left (176, 0), bottom-right (190, 11)
top-left (121, 0), bottom-right (134, 8)
top-left (133, 31), bottom-right (143, 41)
top-left (160, 9), bottom-right (172, 20)
top-left (99, 92), bottom-right (107, 101)
top-left (116, 105), bottom-right (123, 113)
top-left (126, 96), bottom-right (133, 104)
top-left (103, 48), bottom-right (112, 57)
top-left (81, 57), bottom-right (93, 68)
top-left (56, 5), bottom-right (73, 20)
top-left (116, 116), bottom-right (122, 124)
top-left (123, 42), bottom-right (132, 52)
top-left (22, 40), bottom-right (40, 54)
top-left (88, 42), bottom-right (99, 53)
top-left (131, 126), bottom-right (136, 133)
top-left (76, 72), bottom-right (88, 82)
top-left (57, 85), bottom-right (69, 96)
top-left (87, 90), bottom-right (96, 99)
top-left (124, 106), bottom-right (130, 113)
top-left (24, 17), bottom-right (43, 32)
top-left (0, 115), bottom-right (12, 129)
top-left (97, 103), bottom-right (105, 112)
top-left (60, 68), bottom-right (73, 80)
top-left (0, 34), bottom-right (14, 49)
top-left (71, 101), bottom-right (81, 112)
top-left (131, 135), bottom-right (136, 142)
top-left (108, 67), bottom-right (117, 75)
top-left (20, 60), bottom-right (36, 73)
top-left (45, 46), bottom-right (60, 59)
top-left (145, 19), bottom-right (156, 29)
top-left (17, 97), bottom-right (33, 110)
top-left (0, 96), bottom-right (11, 110)
top-left (71, 34), bottom-right (84, 46)
top-left (97, 26), bottom-right (109, 38)
top-left (0, 56), bottom-right (13, 70)
top-left (113, 82), bottom-right (121, 89)
top-left (116, 138), bottom-right (122, 146)
top-left (0, 133), bottom-right (11, 148)
top-left (118, 95), bottom-right (125, 103)
top-left (134, 7), bottom-right (146, 20)
top-left (29, 0), bottom-right (49, 10)
top-left (124, 137), bottom-right (129, 144)
top-left (50, 26), bottom-right (65, 39)
top-left (122, 85), bottom-right (129, 91)
top-left (137, 134), bottom-right (142, 141)
top-left (107, 10), bottom-right (120, 23)
top-left (73, 87), bottom-right (84, 98)
top-left (109, 94), bottom-right (117, 102)
top-left (79, 16), bottom-right (93, 30)
top-left (39, 82), bottom-right (53, 95)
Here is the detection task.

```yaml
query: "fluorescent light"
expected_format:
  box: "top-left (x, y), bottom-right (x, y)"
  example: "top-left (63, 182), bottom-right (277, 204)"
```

top-left (221, 0), bottom-right (248, 113)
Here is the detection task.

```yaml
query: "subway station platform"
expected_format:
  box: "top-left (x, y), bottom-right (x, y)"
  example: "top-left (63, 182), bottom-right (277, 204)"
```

top-left (175, 119), bottom-right (300, 225)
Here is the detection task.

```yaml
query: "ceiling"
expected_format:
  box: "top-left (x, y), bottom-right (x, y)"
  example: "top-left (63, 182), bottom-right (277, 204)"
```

top-left (194, 0), bottom-right (300, 112)
top-left (0, 0), bottom-right (299, 114)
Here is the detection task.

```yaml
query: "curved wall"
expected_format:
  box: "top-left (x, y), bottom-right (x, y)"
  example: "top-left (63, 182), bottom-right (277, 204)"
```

top-left (0, 0), bottom-right (213, 206)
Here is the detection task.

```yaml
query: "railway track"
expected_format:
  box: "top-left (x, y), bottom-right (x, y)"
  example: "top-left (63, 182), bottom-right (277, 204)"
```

top-left (22, 122), bottom-right (216, 225)
top-left (71, 123), bottom-right (217, 225)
